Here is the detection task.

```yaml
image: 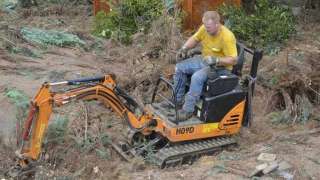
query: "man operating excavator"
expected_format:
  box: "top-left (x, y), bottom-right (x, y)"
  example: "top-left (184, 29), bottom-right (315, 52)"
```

top-left (174, 11), bottom-right (238, 122)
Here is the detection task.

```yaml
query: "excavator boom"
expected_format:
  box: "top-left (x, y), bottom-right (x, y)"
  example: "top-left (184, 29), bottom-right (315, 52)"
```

top-left (11, 75), bottom-right (154, 177)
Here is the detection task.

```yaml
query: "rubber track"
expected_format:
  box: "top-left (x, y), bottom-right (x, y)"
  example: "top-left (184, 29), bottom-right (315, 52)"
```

top-left (150, 137), bottom-right (236, 168)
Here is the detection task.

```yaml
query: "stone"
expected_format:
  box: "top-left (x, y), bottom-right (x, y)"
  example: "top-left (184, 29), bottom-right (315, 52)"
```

top-left (256, 163), bottom-right (268, 171)
top-left (257, 153), bottom-right (277, 162)
top-left (278, 161), bottom-right (293, 171)
top-left (263, 162), bottom-right (279, 174)
top-left (278, 170), bottom-right (294, 180)
top-left (249, 163), bottom-right (268, 177)
top-left (249, 168), bottom-right (263, 178)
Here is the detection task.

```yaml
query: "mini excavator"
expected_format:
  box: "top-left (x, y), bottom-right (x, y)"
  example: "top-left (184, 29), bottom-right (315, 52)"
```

top-left (7, 44), bottom-right (262, 177)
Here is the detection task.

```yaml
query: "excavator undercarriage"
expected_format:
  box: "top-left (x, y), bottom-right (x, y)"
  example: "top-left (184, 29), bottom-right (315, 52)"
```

top-left (6, 45), bottom-right (262, 178)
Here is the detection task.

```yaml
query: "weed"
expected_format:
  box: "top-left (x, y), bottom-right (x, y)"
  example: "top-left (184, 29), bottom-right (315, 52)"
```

top-left (5, 88), bottom-right (30, 122)
top-left (270, 75), bottom-right (280, 86)
top-left (20, 27), bottom-right (86, 48)
top-left (93, 0), bottom-right (165, 44)
top-left (7, 46), bottom-right (41, 58)
top-left (44, 115), bottom-right (69, 145)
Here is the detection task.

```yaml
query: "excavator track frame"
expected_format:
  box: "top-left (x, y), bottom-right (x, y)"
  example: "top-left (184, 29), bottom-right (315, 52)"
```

top-left (152, 136), bottom-right (236, 168)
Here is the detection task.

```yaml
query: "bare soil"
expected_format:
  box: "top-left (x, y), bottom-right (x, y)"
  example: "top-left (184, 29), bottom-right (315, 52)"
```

top-left (0, 3), bottom-right (320, 180)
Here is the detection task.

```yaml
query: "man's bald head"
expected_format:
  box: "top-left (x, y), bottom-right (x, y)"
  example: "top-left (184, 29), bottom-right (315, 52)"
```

top-left (202, 11), bottom-right (221, 35)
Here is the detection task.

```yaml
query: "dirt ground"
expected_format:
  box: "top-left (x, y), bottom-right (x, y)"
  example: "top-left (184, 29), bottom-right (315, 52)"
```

top-left (0, 3), bottom-right (320, 180)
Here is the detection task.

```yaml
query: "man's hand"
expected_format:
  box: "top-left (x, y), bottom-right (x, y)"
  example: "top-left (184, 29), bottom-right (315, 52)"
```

top-left (176, 47), bottom-right (189, 61)
top-left (204, 56), bottom-right (219, 66)
top-left (188, 48), bottom-right (202, 57)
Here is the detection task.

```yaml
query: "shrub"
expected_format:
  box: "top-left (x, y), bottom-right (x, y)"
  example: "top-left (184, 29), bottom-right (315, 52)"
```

top-left (219, 0), bottom-right (295, 54)
top-left (5, 88), bottom-right (30, 123)
top-left (93, 0), bottom-right (165, 44)
top-left (45, 115), bottom-right (69, 144)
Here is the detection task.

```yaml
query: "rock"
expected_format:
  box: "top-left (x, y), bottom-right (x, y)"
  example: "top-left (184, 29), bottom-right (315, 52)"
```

top-left (278, 161), bottom-right (292, 171)
top-left (262, 162), bottom-right (279, 174)
top-left (250, 161), bottom-right (280, 177)
top-left (249, 168), bottom-right (263, 178)
top-left (249, 163), bottom-right (268, 177)
top-left (278, 170), bottom-right (294, 180)
top-left (93, 166), bottom-right (99, 174)
top-left (257, 153), bottom-right (277, 162)
top-left (256, 163), bottom-right (268, 171)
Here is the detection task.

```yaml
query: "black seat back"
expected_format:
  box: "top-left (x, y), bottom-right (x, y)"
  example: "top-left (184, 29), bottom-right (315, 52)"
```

top-left (232, 42), bottom-right (245, 76)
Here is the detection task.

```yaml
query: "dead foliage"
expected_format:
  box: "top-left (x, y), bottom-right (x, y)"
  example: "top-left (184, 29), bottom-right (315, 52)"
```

top-left (260, 45), bottom-right (320, 124)
top-left (40, 101), bottom-right (129, 179)
top-left (20, 3), bottom-right (88, 18)
top-left (99, 13), bottom-right (183, 104)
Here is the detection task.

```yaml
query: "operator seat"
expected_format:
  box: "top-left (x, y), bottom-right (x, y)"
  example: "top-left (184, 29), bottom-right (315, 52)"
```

top-left (202, 42), bottom-right (245, 95)
top-left (185, 42), bottom-right (245, 96)
top-left (193, 42), bottom-right (247, 122)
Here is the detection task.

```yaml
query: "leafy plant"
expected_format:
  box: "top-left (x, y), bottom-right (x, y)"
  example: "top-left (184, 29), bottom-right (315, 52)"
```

top-left (5, 88), bottom-right (30, 122)
top-left (219, 0), bottom-right (295, 54)
top-left (93, 0), bottom-right (165, 44)
top-left (5, 88), bottom-right (29, 110)
top-left (45, 115), bottom-right (69, 144)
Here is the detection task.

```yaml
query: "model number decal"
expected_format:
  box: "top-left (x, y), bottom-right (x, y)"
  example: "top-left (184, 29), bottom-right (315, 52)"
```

top-left (176, 127), bottom-right (195, 135)
top-left (202, 123), bottom-right (219, 133)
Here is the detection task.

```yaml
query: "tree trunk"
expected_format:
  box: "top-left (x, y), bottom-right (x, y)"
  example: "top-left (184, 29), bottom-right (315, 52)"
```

top-left (242, 0), bottom-right (256, 13)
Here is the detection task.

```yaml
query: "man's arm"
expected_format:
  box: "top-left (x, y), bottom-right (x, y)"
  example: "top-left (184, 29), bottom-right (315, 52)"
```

top-left (176, 37), bottom-right (199, 61)
top-left (218, 34), bottom-right (238, 66)
top-left (182, 36), bottom-right (199, 50)
top-left (217, 56), bottom-right (237, 66)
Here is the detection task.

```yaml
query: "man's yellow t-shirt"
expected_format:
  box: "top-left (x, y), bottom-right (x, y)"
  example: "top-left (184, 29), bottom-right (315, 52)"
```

top-left (192, 25), bottom-right (237, 70)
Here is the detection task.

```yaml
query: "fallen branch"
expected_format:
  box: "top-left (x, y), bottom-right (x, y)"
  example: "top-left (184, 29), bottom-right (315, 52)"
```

top-left (110, 142), bottom-right (132, 162)
top-left (80, 101), bottom-right (88, 141)
top-left (0, 36), bottom-right (16, 46)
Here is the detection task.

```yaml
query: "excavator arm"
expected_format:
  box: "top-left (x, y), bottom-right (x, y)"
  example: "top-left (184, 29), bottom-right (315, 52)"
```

top-left (11, 75), bottom-right (154, 176)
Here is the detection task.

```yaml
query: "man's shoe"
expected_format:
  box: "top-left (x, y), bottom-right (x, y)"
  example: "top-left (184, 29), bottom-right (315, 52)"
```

top-left (176, 109), bottom-right (193, 122)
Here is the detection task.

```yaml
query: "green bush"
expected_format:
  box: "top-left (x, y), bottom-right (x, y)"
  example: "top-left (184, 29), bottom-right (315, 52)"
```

top-left (219, 0), bottom-right (295, 54)
top-left (93, 0), bottom-right (165, 44)
top-left (45, 115), bottom-right (69, 144)
top-left (5, 88), bottom-right (30, 121)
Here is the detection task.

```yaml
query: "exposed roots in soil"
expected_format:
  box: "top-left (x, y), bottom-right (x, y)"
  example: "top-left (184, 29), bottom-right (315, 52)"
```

top-left (261, 51), bottom-right (320, 124)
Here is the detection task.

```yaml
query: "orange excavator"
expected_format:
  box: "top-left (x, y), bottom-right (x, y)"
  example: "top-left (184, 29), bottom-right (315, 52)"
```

top-left (7, 44), bottom-right (262, 177)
